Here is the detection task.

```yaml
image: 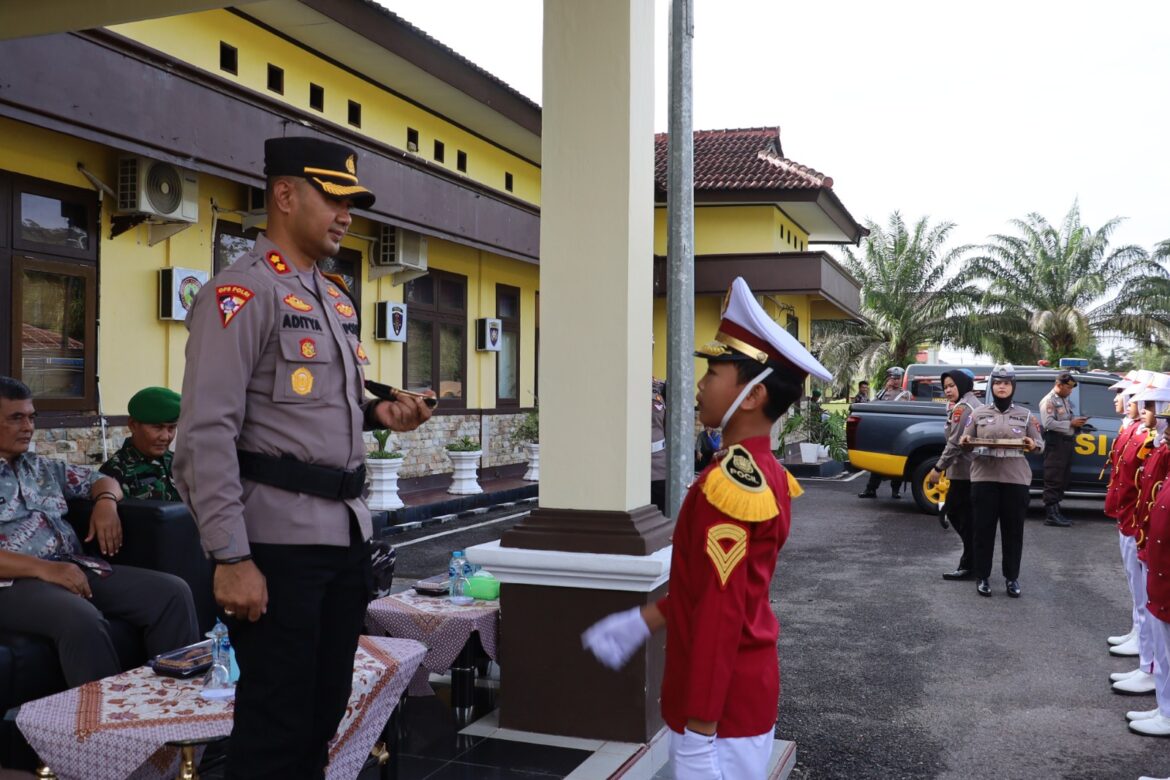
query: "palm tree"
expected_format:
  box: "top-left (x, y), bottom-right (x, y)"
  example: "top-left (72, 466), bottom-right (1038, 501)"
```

top-left (814, 212), bottom-right (977, 386)
top-left (961, 204), bottom-right (1170, 363)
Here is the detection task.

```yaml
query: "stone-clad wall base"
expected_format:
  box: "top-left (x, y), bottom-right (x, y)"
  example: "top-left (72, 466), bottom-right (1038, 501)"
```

top-left (30, 425), bottom-right (130, 466)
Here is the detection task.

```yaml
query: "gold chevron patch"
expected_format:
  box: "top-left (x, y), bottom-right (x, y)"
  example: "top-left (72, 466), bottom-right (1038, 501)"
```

top-left (706, 523), bottom-right (748, 588)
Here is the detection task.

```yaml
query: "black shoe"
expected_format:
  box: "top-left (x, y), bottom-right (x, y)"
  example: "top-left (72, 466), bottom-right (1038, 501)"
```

top-left (890, 491), bottom-right (902, 499)
top-left (1044, 505), bottom-right (1072, 527)
top-left (976, 578), bottom-right (992, 597)
top-left (858, 491), bottom-right (877, 499)
top-left (1006, 579), bottom-right (1021, 598)
top-left (943, 568), bottom-right (973, 581)
top-left (1055, 504), bottom-right (1073, 526)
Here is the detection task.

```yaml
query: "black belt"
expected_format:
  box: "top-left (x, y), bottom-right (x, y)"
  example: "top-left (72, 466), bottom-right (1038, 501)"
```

top-left (237, 450), bottom-right (366, 501)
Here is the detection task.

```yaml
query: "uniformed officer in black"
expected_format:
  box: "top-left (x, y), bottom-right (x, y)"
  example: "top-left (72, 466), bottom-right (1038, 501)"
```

top-left (1039, 371), bottom-right (1088, 527)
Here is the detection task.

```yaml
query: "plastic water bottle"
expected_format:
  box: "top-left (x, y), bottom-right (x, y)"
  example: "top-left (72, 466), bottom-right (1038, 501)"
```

top-left (449, 550), bottom-right (465, 598)
top-left (201, 619), bottom-right (234, 698)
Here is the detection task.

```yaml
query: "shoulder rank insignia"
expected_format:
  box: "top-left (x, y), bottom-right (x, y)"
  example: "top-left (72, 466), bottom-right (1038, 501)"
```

top-left (701, 444), bottom-right (779, 522)
top-left (326, 286), bottom-right (342, 298)
top-left (284, 294), bottom-right (313, 312)
top-left (217, 284), bottom-right (254, 328)
top-left (706, 523), bottom-right (748, 588)
top-left (335, 302), bottom-right (355, 319)
top-left (266, 251), bottom-right (291, 275)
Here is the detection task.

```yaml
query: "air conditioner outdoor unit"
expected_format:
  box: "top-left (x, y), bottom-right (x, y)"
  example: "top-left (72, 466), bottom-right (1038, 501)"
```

top-left (375, 224), bottom-right (428, 271)
top-left (117, 156), bottom-right (199, 223)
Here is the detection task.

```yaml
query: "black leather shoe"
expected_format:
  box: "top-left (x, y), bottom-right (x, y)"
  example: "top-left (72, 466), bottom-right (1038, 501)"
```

top-left (1006, 580), bottom-right (1021, 598)
top-left (858, 491), bottom-right (877, 499)
top-left (890, 491), bottom-right (902, 499)
top-left (1044, 505), bottom-right (1072, 527)
top-left (976, 578), bottom-right (992, 597)
top-left (943, 568), bottom-right (973, 581)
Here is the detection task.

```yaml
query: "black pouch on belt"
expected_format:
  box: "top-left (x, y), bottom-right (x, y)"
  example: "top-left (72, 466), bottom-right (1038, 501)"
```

top-left (237, 450), bottom-right (366, 500)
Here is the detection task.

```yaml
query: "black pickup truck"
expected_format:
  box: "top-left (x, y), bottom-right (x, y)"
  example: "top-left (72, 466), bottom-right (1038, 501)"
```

top-left (846, 369), bottom-right (1123, 513)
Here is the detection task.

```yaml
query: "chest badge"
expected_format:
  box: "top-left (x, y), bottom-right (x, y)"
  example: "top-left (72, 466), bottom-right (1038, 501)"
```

top-left (326, 286), bottom-right (342, 298)
top-left (266, 252), bottom-right (291, 275)
top-left (299, 339), bottom-right (317, 359)
top-left (284, 294), bottom-right (313, 312)
top-left (290, 367), bottom-right (314, 396)
top-left (335, 302), bottom-right (355, 318)
top-left (216, 284), bottom-right (254, 328)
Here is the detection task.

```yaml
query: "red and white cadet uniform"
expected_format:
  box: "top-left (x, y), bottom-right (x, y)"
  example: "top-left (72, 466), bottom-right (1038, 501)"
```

top-left (1134, 399), bottom-right (1170, 736)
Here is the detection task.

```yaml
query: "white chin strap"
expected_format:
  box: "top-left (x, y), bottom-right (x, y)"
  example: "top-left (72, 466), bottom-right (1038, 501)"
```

top-left (720, 367), bottom-right (773, 430)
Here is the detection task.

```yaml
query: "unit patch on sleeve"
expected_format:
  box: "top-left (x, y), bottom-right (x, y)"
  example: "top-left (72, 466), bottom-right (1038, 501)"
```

top-left (290, 367), bottom-right (314, 396)
top-left (299, 338), bottom-right (317, 359)
top-left (266, 251), bottom-right (291, 275)
top-left (355, 343), bottom-right (369, 362)
top-left (334, 302), bottom-right (355, 319)
top-left (706, 523), bottom-right (748, 588)
top-left (326, 286), bottom-right (342, 298)
top-left (216, 285), bottom-right (255, 328)
top-left (700, 444), bottom-right (779, 522)
top-left (284, 294), bottom-right (313, 312)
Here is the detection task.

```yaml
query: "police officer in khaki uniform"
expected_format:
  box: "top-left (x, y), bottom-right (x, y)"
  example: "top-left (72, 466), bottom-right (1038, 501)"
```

top-left (925, 369), bottom-right (978, 580)
top-left (175, 137), bottom-right (432, 779)
top-left (650, 378), bottom-right (667, 514)
top-left (961, 364), bottom-right (1044, 598)
top-left (1039, 371), bottom-right (1088, 527)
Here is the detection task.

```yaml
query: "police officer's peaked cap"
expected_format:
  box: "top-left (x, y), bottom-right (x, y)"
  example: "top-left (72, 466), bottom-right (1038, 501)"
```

top-left (264, 137), bottom-right (376, 209)
top-left (990, 363), bottom-right (1016, 381)
top-left (127, 387), bottom-right (181, 424)
top-left (885, 366), bottom-right (905, 378)
top-left (695, 277), bottom-right (832, 382)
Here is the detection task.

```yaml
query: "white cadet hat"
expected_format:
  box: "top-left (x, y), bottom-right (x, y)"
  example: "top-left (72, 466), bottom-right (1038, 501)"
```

top-left (1132, 373), bottom-right (1170, 403)
top-left (1119, 370), bottom-right (1157, 398)
top-left (1108, 370), bottom-right (1139, 392)
top-left (695, 277), bottom-right (832, 382)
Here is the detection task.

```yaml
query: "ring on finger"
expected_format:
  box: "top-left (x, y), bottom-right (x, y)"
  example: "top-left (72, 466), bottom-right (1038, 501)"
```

top-left (224, 609), bottom-right (236, 616)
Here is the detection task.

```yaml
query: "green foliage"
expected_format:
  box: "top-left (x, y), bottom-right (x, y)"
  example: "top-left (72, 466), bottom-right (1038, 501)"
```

top-left (775, 412), bottom-right (805, 455)
top-left (446, 435), bottom-right (482, 452)
top-left (511, 404), bottom-right (539, 445)
top-left (368, 430), bottom-right (404, 459)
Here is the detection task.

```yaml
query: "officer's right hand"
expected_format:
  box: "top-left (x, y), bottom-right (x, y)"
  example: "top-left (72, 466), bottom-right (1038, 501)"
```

top-left (37, 560), bottom-right (92, 598)
top-left (1072, 416), bottom-right (1089, 428)
top-left (925, 468), bottom-right (941, 487)
top-left (214, 559), bottom-right (268, 622)
top-left (374, 394), bottom-right (435, 432)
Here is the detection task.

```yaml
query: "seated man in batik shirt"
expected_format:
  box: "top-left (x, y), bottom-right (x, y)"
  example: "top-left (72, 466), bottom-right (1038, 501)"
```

top-left (100, 387), bottom-right (181, 501)
top-left (0, 377), bottom-right (197, 686)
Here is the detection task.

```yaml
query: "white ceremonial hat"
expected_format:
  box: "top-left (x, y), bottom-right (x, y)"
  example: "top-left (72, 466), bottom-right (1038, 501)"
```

top-left (694, 276), bottom-right (832, 382)
top-left (1108, 370), bottom-right (1139, 392)
top-left (1119, 370), bottom-right (1157, 398)
top-left (1132, 373), bottom-right (1170, 403)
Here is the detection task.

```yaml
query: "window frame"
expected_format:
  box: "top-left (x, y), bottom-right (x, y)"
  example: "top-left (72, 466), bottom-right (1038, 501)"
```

top-left (403, 269), bottom-right (468, 411)
top-left (11, 254), bottom-right (98, 411)
top-left (12, 176), bottom-right (99, 262)
top-left (495, 283), bottom-right (520, 407)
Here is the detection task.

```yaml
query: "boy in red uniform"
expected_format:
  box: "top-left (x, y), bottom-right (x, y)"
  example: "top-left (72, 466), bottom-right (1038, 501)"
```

top-left (1105, 373), bottom-right (1144, 651)
top-left (582, 277), bottom-right (831, 779)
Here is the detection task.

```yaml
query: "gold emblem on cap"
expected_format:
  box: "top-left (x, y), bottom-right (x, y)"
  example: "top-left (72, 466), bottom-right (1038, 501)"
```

top-left (345, 154), bottom-right (356, 175)
top-left (291, 367), bottom-right (314, 396)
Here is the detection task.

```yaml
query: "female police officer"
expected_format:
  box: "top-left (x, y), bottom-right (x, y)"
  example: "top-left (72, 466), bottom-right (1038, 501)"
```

top-left (961, 364), bottom-right (1044, 597)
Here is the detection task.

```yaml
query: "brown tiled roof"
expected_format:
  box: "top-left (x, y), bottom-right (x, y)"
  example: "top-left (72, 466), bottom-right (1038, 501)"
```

top-left (654, 127), bottom-right (833, 192)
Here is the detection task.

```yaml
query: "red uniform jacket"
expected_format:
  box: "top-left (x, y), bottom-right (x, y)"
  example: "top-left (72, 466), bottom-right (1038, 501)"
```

top-left (1135, 441), bottom-right (1170, 560)
top-left (1145, 475), bottom-right (1170, 624)
top-left (657, 435), bottom-right (791, 738)
top-left (1107, 424), bottom-right (1151, 531)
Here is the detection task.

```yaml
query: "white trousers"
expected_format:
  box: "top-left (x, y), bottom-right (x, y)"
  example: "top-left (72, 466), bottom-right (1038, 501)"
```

top-left (1150, 616), bottom-right (1170, 718)
top-left (1121, 532), bottom-right (1156, 670)
top-left (669, 728), bottom-right (773, 780)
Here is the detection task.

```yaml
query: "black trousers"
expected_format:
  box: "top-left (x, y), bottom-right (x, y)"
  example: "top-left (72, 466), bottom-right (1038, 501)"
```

top-left (865, 472), bottom-right (903, 494)
top-left (650, 479), bottom-right (666, 515)
top-left (946, 478), bottom-right (973, 571)
top-left (971, 482), bottom-right (1029, 580)
top-left (1043, 433), bottom-right (1075, 506)
top-left (225, 521), bottom-right (372, 780)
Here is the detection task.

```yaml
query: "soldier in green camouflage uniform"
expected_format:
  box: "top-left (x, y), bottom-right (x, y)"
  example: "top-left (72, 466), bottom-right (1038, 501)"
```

top-left (100, 387), bottom-right (181, 501)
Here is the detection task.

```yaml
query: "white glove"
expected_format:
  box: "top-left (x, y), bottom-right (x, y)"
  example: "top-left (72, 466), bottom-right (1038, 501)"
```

top-left (581, 607), bottom-right (650, 669)
top-left (670, 728), bottom-right (721, 780)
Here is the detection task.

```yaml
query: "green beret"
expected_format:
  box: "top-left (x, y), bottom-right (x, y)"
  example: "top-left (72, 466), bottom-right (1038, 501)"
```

top-left (127, 387), bottom-right (181, 424)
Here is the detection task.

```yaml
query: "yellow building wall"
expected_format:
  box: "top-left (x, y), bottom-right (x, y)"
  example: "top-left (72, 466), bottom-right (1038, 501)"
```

top-left (3, 117), bottom-right (538, 417)
top-left (653, 205), bottom-right (810, 256)
top-left (109, 10), bottom-right (541, 205)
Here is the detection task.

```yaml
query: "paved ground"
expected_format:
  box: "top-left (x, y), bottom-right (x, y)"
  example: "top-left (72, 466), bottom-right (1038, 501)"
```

top-left (391, 476), bottom-right (1168, 780)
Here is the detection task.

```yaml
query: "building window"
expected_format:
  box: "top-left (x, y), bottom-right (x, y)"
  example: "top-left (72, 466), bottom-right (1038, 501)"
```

top-left (1, 172), bottom-right (99, 413)
top-left (504, 172), bottom-right (514, 192)
top-left (213, 220), bottom-right (360, 303)
top-left (267, 64), bottom-right (284, 94)
top-left (406, 128), bottom-right (419, 152)
top-left (433, 140), bottom-right (445, 163)
top-left (347, 100), bottom-right (362, 128)
top-left (456, 150), bottom-right (467, 173)
top-left (403, 270), bottom-right (466, 407)
top-left (309, 83), bottom-right (324, 112)
top-left (219, 42), bottom-right (238, 75)
top-left (496, 285), bottom-right (520, 405)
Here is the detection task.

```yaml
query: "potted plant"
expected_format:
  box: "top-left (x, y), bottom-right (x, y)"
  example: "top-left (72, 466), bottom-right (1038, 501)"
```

top-left (775, 412), bottom-right (805, 461)
top-left (511, 405), bottom-right (539, 481)
top-left (446, 435), bottom-right (483, 495)
top-left (367, 430), bottom-right (406, 510)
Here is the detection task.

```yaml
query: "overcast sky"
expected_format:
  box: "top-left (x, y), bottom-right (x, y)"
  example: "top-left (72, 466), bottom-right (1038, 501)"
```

top-left (377, 0), bottom-right (1169, 259)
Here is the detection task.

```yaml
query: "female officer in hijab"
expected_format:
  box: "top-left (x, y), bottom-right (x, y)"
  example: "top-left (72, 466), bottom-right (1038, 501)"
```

top-left (961, 364), bottom-right (1044, 597)
top-left (926, 369), bottom-right (978, 580)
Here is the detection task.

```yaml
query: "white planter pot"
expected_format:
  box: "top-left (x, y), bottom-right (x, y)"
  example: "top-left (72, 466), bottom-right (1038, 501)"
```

top-left (447, 450), bottom-right (484, 495)
top-left (367, 457), bottom-right (405, 511)
top-left (798, 442), bottom-right (819, 463)
top-left (818, 444), bottom-right (830, 460)
top-left (522, 442), bottom-right (540, 481)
